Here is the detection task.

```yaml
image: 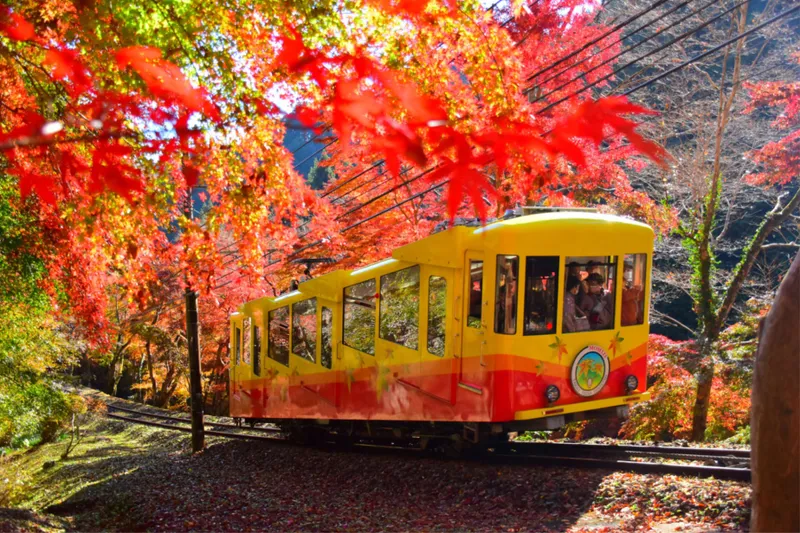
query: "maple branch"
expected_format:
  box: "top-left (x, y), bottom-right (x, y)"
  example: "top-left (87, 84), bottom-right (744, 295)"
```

top-left (714, 187), bottom-right (800, 336)
top-left (761, 242), bottom-right (800, 250)
top-left (650, 308), bottom-right (697, 336)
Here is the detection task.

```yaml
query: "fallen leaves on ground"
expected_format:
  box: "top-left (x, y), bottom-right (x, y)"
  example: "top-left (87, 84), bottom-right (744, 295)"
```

top-left (2, 397), bottom-right (751, 532)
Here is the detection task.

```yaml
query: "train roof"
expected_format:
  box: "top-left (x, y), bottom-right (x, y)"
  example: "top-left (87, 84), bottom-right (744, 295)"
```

top-left (238, 211), bottom-right (653, 313)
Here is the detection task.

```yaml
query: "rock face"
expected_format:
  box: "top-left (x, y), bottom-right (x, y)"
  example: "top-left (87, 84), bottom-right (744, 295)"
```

top-left (750, 250), bottom-right (799, 532)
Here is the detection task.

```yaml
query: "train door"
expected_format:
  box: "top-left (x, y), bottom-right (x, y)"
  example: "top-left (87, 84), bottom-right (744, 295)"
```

top-left (460, 251), bottom-right (488, 394)
top-left (230, 319), bottom-right (243, 415)
top-left (419, 266), bottom-right (455, 403)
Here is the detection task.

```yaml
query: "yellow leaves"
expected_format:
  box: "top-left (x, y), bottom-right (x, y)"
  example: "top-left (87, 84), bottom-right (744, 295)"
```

top-left (511, 0), bottom-right (532, 18)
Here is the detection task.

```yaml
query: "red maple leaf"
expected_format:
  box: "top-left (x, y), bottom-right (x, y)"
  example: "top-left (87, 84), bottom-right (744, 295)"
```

top-left (115, 47), bottom-right (220, 122)
top-left (43, 48), bottom-right (93, 93)
top-left (17, 171), bottom-right (57, 204)
top-left (275, 24), bottom-right (331, 90)
top-left (89, 141), bottom-right (144, 200)
top-left (0, 8), bottom-right (35, 41)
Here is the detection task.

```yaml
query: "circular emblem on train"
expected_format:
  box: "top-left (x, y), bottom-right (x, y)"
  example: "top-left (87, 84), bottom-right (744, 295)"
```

top-left (570, 345), bottom-right (610, 397)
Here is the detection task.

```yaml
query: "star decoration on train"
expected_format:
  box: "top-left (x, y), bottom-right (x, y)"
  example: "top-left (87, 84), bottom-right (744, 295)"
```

top-left (534, 360), bottom-right (545, 376)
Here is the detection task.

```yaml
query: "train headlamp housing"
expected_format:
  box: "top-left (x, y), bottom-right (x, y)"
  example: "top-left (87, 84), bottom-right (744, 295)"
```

top-left (545, 385), bottom-right (560, 404)
top-left (625, 374), bottom-right (639, 393)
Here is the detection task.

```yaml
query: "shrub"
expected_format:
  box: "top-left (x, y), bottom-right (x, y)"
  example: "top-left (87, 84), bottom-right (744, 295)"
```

top-left (621, 335), bottom-right (751, 442)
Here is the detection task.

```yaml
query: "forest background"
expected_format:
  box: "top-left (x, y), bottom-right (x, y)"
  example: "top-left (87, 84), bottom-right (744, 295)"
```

top-left (0, 0), bottom-right (797, 453)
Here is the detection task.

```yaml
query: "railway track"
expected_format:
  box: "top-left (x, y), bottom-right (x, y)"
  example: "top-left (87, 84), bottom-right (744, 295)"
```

top-left (105, 404), bottom-right (751, 481)
top-left (106, 404), bottom-right (284, 441)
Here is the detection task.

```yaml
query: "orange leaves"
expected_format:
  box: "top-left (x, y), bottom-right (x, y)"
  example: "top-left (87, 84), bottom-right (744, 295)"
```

top-left (0, 8), bottom-right (35, 41)
top-left (116, 47), bottom-right (220, 122)
top-left (364, 0), bottom-right (457, 18)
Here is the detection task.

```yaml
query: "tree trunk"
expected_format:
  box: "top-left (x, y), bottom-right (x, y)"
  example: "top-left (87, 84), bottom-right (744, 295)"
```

top-left (106, 352), bottom-right (120, 395)
top-left (146, 339), bottom-right (158, 403)
top-left (690, 356), bottom-right (714, 441)
top-left (751, 250), bottom-right (799, 532)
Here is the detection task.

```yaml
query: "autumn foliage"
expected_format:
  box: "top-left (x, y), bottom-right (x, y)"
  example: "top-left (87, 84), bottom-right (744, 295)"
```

top-left (0, 0), bottom-right (684, 424)
top-left (744, 52), bottom-right (800, 187)
top-left (621, 335), bottom-right (751, 442)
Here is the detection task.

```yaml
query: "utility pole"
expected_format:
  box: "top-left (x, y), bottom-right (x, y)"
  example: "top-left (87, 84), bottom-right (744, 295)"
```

top-left (184, 187), bottom-right (205, 452)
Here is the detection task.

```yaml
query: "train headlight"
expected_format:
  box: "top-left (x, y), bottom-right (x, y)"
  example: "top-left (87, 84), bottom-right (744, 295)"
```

top-left (545, 385), bottom-right (560, 404)
top-left (625, 374), bottom-right (639, 393)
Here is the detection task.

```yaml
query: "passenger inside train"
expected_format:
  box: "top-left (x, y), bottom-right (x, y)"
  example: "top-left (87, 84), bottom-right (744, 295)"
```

top-left (563, 257), bottom-right (617, 332)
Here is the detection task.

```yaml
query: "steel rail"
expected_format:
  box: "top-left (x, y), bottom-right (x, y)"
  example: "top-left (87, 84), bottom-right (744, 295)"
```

top-left (106, 404), bottom-right (281, 433)
top-left (487, 452), bottom-right (751, 481)
top-left (504, 440), bottom-right (750, 459)
top-left (107, 409), bottom-right (751, 480)
top-left (107, 412), bottom-right (287, 442)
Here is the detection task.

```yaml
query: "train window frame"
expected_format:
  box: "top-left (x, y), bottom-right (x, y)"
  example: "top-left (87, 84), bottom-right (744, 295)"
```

top-left (563, 256), bottom-right (618, 333)
top-left (292, 298), bottom-right (317, 364)
top-left (379, 265), bottom-right (421, 350)
top-left (427, 275), bottom-right (447, 357)
top-left (523, 256), bottom-right (560, 336)
top-left (253, 324), bottom-right (261, 376)
top-left (621, 253), bottom-right (647, 327)
top-left (494, 255), bottom-right (519, 335)
top-left (467, 260), bottom-right (483, 329)
top-left (343, 278), bottom-right (377, 355)
top-left (268, 306), bottom-right (290, 366)
top-left (234, 326), bottom-right (241, 365)
top-left (242, 317), bottom-right (251, 365)
top-left (321, 307), bottom-right (333, 369)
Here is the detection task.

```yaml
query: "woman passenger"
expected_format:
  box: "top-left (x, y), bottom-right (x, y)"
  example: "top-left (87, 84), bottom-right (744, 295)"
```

top-left (580, 273), bottom-right (613, 330)
top-left (563, 276), bottom-right (587, 332)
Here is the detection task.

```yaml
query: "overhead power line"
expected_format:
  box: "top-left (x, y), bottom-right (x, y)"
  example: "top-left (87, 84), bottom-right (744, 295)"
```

top-left (534, 0), bottom-right (751, 114)
top-left (531, 0), bottom-right (697, 97)
top-left (524, 0), bottom-right (670, 83)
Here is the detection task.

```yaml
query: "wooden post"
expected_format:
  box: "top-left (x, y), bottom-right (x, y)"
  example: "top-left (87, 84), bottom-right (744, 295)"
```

top-left (186, 288), bottom-right (205, 453)
top-left (184, 186), bottom-right (205, 453)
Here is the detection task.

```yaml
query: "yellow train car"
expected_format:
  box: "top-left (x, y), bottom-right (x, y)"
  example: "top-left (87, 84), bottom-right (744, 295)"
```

top-left (230, 210), bottom-right (652, 446)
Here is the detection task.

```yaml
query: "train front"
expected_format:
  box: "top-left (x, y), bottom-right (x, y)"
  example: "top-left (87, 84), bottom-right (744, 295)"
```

top-left (469, 212), bottom-right (652, 431)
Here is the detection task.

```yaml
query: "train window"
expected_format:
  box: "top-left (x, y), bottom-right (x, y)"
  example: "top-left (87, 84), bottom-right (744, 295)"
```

top-left (292, 298), bottom-right (317, 363)
top-left (242, 317), bottom-right (251, 364)
top-left (523, 257), bottom-right (559, 335)
top-left (622, 254), bottom-right (647, 326)
top-left (234, 326), bottom-right (241, 365)
top-left (427, 276), bottom-right (447, 356)
top-left (467, 260), bottom-right (483, 328)
top-left (564, 256), bottom-right (617, 332)
top-left (380, 266), bottom-right (420, 350)
top-left (344, 279), bottom-right (376, 355)
top-left (321, 307), bottom-right (333, 369)
top-left (494, 255), bottom-right (519, 335)
top-left (268, 306), bottom-right (290, 366)
top-left (253, 325), bottom-right (261, 376)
